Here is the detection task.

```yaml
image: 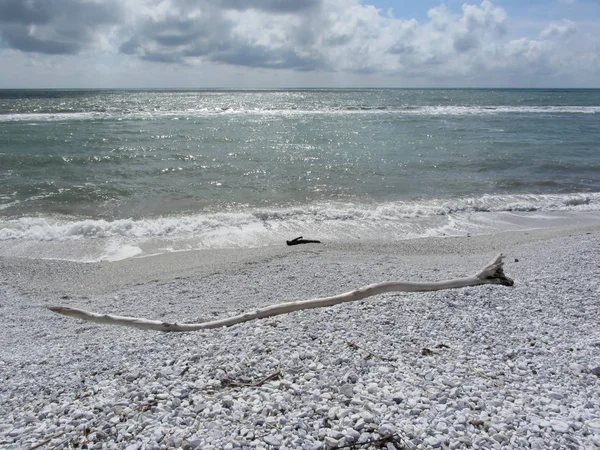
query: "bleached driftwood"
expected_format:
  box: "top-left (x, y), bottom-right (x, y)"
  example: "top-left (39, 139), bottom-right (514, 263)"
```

top-left (48, 253), bottom-right (513, 332)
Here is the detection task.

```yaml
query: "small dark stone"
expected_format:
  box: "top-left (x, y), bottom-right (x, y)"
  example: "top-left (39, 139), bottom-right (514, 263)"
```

top-left (591, 366), bottom-right (600, 377)
top-left (392, 393), bottom-right (404, 404)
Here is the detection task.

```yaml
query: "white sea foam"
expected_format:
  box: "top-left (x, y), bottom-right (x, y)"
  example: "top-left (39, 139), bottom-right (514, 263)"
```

top-left (1, 193), bottom-right (598, 243)
top-left (1, 105), bottom-right (598, 122)
top-left (102, 242), bottom-right (143, 261)
top-left (1, 193), bottom-right (599, 263)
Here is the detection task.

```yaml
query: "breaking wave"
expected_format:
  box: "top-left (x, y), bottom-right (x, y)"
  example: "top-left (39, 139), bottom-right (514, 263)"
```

top-left (1, 193), bottom-right (598, 243)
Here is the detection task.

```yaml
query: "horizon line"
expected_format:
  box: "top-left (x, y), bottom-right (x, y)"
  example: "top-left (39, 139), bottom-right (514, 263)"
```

top-left (1, 86), bottom-right (599, 90)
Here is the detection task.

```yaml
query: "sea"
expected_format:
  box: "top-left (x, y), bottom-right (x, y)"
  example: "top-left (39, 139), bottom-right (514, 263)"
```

top-left (1, 88), bottom-right (599, 262)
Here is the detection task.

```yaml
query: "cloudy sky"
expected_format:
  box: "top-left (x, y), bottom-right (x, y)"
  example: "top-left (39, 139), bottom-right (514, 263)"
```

top-left (0, 0), bottom-right (598, 88)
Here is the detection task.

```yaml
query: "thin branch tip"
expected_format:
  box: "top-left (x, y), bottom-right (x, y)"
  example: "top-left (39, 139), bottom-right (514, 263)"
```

top-left (48, 306), bottom-right (78, 315)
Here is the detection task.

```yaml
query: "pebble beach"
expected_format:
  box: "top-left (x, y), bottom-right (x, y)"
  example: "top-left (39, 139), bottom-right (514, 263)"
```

top-left (1, 224), bottom-right (600, 449)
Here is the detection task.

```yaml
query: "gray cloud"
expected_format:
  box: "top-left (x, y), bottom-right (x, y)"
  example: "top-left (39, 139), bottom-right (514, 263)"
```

top-left (0, 0), bottom-right (122, 54)
top-left (118, 8), bottom-right (231, 63)
top-left (0, 0), bottom-right (54, 25)
top-left (0, 24), bottom-right (80, 54)
top-left (453, 33), bottom-right (479, 53)
top-left (210, 43), bottom-right (324, 70)
top-left (129, 15), bottom-right (214, 49)
top-left (117, 1), bottom-right (327, 71)
top-left (216, 0), bottom-right (321, 13)
top-left (141, 51), bottom-right (185, 64)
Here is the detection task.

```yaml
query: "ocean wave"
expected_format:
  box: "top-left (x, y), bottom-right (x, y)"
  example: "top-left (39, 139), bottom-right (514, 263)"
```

top-left (1, 105), bottom-right (598, 122)
top-left (1, 193), bottom-right (598, 242)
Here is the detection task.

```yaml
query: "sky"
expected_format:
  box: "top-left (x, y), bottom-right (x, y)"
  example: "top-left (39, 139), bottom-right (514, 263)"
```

top-left (0, 0), bottom-right (598, 88)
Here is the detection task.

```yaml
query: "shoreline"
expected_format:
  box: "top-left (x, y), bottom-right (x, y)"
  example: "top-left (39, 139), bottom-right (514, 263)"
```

top-left (1, 205), bottom-right (599, 264)
top-left (2, 220), bottom-right (599, 299)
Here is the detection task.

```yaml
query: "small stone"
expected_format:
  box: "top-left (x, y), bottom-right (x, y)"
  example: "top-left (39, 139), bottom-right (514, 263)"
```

top-left (8, 428), bottom-right (24, 437)
top-left (435, 422), bottom-right (448, 433)
top-left (391, 392), bottom-right (404, 404)
top-left (547, 404), bottom-right (560, 413)
top-left (344, 372), bottom-right (359, 383)
top-left (337, 408), bottom-right (351, 419)
top-left (345, 429), bottom-right (360, 442)
top-left (166, 437), bottom-right (182, 448)
top-left (529, 438), bottom-right (546, 449)
top-left (221, 396), bottom-right (234, 408)
top-left (493, 433), bottom-right (508, 443)
top-left (360, 411), bottom-right (374, 422)
top-left (366, 383), bottom-right (378, 394)
top-left (591, 366), bottom-right (600, 376)
top-left (340, 384), bottom-right (355, 398)
top-left (570, 421), bottom-right (583, 431)
top-left (185, 439), bottom-right (202, 449)
top-left (333, 430), bottom-right (346, 440)
top-left (324, 436), bottom-right (339, 447)
top-left (328, 407), bottom-right (338, 420)
top-left (441, 378), bottom-right (457, 387)
top-left (354, 418), bottom-right (365, 430)
top-left (550, 420), bottom-right (569, 433)
top-left (125, 372), bottom-right (140, 382)
top-left (587, 420), bottom-right (600, 431)
top-left (264, 435), bottom-right (281, 447)
top-left (457, 437), bottom-right (472, 447)
top-left (424, 436), bottom-right (441, 448)
top-left (379, 423), bottom-right (396, 435)
top-left (539, 419), bottom-right (551, 428)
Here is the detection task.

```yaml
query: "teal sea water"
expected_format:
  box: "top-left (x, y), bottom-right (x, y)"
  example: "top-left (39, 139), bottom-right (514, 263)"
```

top-left (1, 88), bottom-right (599, 261)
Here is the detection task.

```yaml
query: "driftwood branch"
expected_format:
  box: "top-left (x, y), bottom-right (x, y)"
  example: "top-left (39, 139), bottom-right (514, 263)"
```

top-left (286, 236), bottom-right (321, 246)
top-left (221, 369), bottom-right (283, 390)
top-left (48, 253), bottom-right (513, 332)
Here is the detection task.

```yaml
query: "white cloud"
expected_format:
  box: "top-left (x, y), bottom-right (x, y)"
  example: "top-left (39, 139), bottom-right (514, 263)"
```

top-left (540, 19), bottom-right (577, 39)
